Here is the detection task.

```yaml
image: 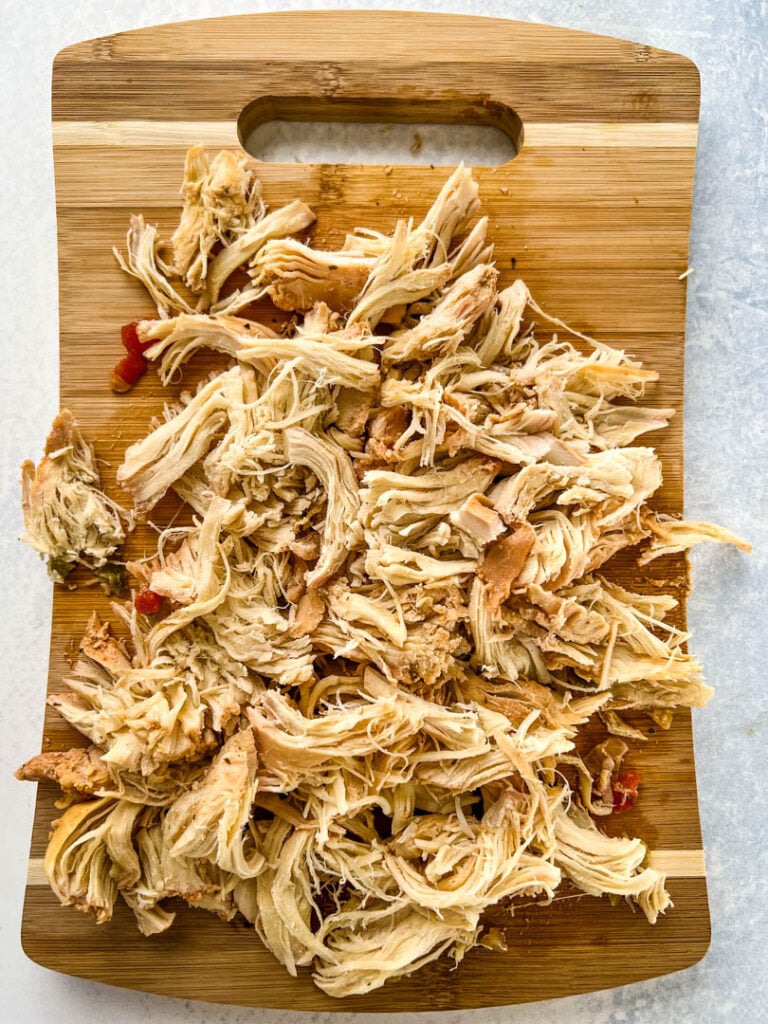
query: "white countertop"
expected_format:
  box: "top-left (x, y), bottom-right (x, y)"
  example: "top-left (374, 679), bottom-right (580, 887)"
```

top-left (1, 1), bottom-right (765, 1022)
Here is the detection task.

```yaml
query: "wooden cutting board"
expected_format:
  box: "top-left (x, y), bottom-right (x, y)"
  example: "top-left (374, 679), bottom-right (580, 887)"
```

top-left (21, 10), bottom-right (708, 1012)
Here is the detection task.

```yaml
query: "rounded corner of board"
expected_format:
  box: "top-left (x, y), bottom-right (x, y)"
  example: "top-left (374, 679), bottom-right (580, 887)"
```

top-left (52, 36), bottom-right (97, 71)
top-left (686, 926), bottom-right (712, 971)
top-left (19, 911), bottom-right (51, 975)
top-left (674, 51), bottom-right (702, 83)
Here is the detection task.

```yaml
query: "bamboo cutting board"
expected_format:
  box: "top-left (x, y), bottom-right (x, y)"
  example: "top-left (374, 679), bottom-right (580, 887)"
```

top-left (21, 10), bottom-right (708, 1011)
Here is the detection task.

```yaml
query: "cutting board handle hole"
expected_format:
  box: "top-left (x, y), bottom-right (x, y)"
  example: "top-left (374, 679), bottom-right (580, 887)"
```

top-left (237, 96), bottom-right (522, 166)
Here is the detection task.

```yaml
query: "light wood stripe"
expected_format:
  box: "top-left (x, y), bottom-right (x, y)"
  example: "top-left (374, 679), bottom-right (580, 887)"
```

top-left (525, 122), bottom-right (698, 147)
top-left (27, 859), bottom-right (47, 886)
top-left (647, 849), bottom-right (706, 876)
top-left (52, 120), bottom-right (698, 150)
top-left (53, 120), bottom-right (240, 147)
top-left (25, 850), bottom-right (706, 887)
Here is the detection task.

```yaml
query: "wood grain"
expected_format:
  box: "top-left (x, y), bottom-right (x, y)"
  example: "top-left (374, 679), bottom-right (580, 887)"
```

top-left (21, 9), bottom-right (707, 1011)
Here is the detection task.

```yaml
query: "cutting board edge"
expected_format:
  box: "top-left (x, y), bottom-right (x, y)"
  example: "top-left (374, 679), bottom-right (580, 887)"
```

top-left (22, 7), bottom-right (710, 1012)
top-left (50, 10), bottom-right (702, 72)
top-left (19, 877), bottom-right (712, 1012)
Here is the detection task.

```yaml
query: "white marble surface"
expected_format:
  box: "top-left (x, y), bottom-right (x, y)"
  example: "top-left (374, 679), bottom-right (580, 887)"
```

top-left (1, 1), bottom-right (765, 1021)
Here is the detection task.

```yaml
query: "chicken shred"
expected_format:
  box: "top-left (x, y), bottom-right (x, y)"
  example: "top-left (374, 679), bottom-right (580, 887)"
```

top-left (171, 145), bottom-right (265, 294)
top-left (17, 147), bottom-right (750, 999)
top-left (20, 409), bottom-right (126, 580)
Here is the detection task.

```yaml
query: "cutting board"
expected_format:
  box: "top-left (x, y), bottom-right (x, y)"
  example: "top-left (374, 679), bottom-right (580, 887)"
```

top-left (21, 10), bottom-right (707, 1012)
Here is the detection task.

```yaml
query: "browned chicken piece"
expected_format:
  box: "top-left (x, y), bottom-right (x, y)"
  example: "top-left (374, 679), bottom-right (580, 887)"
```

top-left (15, 747), bottom-right (112, 795)
top-left (364, 406), bottom-right (410, 462)
top-left (79, 611), bottom-right (133, 673)
top-left (450, 494), bottom-right (506, 546)
top-left (334, 387), bottom-right (376, 438)
top-left (252, 238), bottom-right (375, 313)
top-left (584, 738), bottom-right (629, 803)
top-left (290, 533), bottom-right (322, 562)
top-left (478, 525), bottom-right (537, 610)
top-left (290, 590), bottom-right (326, 638)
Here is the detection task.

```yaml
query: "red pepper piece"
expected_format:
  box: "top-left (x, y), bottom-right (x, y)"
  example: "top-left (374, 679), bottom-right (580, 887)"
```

top-left (134, 589), bottom-right (164, 615)
top-left (121, 321), bottom-right (157, 357)
top-left (110, 352), bottom-right (147, 392)
top-left (611, 769), bottom-right (642, 813)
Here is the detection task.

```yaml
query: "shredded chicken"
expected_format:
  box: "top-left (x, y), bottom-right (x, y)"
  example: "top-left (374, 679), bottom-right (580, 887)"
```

top-left (15, 746), bottom-right (112, 795)
top-left (18, 148), bottom-right (750, 999)
top-left (113, 215), bottom-right (195, 318)
top-left (20, 409), bottom-right (126, 580)
top-left (171, 145), bottom-right (265, 294)
top-left (251, 238), bottom-right (376, 313)
top-left (206, 199), bottom-right (316, 307)
top-left (639, 512), bottom-right (752, 563)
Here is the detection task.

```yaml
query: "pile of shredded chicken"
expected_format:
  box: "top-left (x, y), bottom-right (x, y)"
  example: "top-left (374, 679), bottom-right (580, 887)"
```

top-left (17, 145), bottom-right (750, 998)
